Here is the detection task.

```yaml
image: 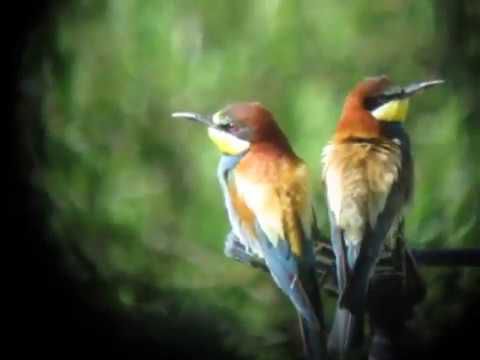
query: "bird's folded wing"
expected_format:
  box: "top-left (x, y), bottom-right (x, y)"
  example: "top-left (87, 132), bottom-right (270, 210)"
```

top-left (340, 180), bottom-right (405, 312)
top-left (234, 164), bottom-right (321, 327)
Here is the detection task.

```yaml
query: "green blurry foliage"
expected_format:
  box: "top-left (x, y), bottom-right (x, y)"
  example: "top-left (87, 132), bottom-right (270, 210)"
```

top-left (25, 0), bottom-right (479, 357)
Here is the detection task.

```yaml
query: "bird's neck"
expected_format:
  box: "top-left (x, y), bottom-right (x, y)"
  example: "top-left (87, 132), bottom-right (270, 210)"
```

top-left (235, 141), bottom-right (299, 179)
top-left (334, 101), bottom-right (381, 142)
top-left (250, 140), bottom-right (296, 160)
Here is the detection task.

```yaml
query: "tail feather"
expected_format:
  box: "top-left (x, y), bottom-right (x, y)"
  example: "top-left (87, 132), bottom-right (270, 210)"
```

top-left (299, 312), bottom-right (327, 360)
top-left (338, 256), bottom-right (371, 314)
top-left (330, 221), bottom-right (365, 359)
top-left (328, 307), bottom-right (364, 359)
top-left (295, 259), bottom-right (327, 360)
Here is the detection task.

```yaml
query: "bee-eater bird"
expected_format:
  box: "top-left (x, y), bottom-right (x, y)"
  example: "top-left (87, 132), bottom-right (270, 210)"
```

top-left (321, 76), bottom-right (443, 357)
top-left (173, 103), bottom-right (326, 360)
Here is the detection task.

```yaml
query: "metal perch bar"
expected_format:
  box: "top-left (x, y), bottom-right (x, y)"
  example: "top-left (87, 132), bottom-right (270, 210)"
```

top-left (411, 248), bottom-right (480, 267)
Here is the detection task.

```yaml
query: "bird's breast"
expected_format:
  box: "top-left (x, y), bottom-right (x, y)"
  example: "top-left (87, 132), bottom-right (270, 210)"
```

top-left (322, 140), bottom-right (404, 245)
top-left (225, 182), bottom-right (265, 258)
top-left (217, 156), bottom-right (264, 258)
top-left (234, 149), bottom-right (314, 256)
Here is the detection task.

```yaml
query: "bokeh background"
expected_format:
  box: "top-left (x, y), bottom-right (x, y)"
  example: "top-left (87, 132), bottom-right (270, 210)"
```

top-left (18, 0), bottom-right (479, 359)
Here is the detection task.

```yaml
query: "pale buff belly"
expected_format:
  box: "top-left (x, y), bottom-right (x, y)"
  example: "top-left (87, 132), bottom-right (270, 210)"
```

top-left (322, 141), bottom-right (403, 248)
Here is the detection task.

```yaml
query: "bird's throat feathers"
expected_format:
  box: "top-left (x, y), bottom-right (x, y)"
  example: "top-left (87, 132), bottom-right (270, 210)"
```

top-left (208, 127), bottom-right (250, 156)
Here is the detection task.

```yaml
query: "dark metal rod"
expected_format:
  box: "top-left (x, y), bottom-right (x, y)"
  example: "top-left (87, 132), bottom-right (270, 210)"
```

top-left (411, 248), bottom-right (480, 267)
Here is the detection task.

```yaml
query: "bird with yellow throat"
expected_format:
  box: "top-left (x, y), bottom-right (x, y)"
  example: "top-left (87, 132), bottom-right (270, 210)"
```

top-left (173, 103), bottom-right (327, 360)
top-left (321, 76), bottom-right (443, 358)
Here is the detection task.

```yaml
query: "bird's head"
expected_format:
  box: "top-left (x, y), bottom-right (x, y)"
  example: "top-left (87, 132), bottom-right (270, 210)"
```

top-left (172, 102), bottom-right (290, 156)
top-left (346, 75), bottom-right (444, 122)
top-left (335, 75), bottom-right (444, 140)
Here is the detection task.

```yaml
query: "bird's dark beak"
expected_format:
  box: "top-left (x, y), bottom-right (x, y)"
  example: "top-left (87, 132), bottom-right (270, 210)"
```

top-left (171, 112), bottom-right (213, 127)
top-left (365, 79), bottom-right (444, 111)
top-left (404, 79), bottom-right (445, 96)
top-left (384, 79), bottom-right (445, 100)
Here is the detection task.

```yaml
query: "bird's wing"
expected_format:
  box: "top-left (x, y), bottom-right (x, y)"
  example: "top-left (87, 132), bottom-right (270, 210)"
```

top-left (326, 176), bottom-right (404, 354)
top-left (327, 208), bottom-right (365, 356)
top-left (324, 136), bottom-right (412, 356)
top-left (324, 142), bottom-right (405, 354)
top-left (339, 174), bottom-right (406, 313)
top-left (234, 161), bottom-right (321, 326)
top-left (323, 140), bottom-right (408, 313)
top-left (340, 138), bottom-right (410, 314)
top-left (234, 160), bottom-right (327, 360)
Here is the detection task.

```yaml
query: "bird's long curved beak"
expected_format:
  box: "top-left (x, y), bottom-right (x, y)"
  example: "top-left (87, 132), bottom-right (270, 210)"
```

top-left (368, 79), bottom-right (444, 122)
top-left (171, 112), bottom-right (213, 127)
top-left (402, 79), bottom-right (445, 97)
top-left (383, 79), bottom-right (445, 100)
top-left (365, 79), bottom-right (444, 115)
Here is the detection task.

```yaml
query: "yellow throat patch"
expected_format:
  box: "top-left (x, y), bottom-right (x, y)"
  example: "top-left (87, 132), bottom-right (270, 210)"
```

top-left (371, 99), bottom-right (410, 122)
top-left (207, 127), bottom-right (250, 155)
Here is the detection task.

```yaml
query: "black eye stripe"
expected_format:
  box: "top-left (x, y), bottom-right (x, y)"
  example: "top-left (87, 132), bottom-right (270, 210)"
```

top-left (219, 123), bottom-right (239, 132)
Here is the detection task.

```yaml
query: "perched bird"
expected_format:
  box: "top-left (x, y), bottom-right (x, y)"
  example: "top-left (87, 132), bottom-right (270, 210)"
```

top-left (173, 103), bottom-right (326, 360)
top-left (321, 76), bottom-right (443, 357)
